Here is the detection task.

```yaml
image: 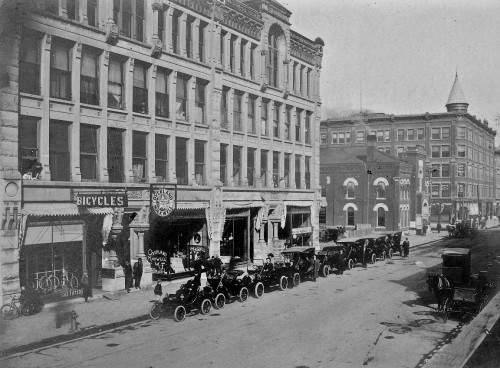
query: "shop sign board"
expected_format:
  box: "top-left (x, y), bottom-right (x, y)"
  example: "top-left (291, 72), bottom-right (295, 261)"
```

top-left (150, 184), bottom-right (177, 217)
top-left (292, 226), bottom-right (312, 235)
top-left (75, 193), bottom-right (128, 207)
top-left (147, 249), bottom-right (170, 274)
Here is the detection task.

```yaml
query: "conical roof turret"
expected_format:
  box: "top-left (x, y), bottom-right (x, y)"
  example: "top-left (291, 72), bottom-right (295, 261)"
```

top-left (446, 73), bottom-right (468, 113)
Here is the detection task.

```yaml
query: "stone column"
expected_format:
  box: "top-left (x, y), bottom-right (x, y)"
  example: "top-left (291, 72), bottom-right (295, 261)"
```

top-left (124, 59), bottom-right (134, 183)
top-left (179, 13), bottom-right (187, 58)
top-left (273, 222), bottom-right (279, 240)
top-left (235, 37), bottom-right (241, 75)
top-left (193, 18), bottom-right (200, 61)
top-left (258, 225), bottom-right (266, 243)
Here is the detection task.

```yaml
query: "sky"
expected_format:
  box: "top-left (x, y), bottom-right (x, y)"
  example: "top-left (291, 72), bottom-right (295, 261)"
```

top-left (280, 0), bottom-right (500, 139)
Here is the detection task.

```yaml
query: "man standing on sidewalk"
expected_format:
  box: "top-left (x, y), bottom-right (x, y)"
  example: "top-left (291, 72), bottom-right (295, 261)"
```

top-left (362, 240), bottom-right (369, 269)
top-left (403, 238), bottom-right (410, 258)
top-left (133, 258), bottom-right (143, 289)
top-left (123, 260), bottom-right (133, 293)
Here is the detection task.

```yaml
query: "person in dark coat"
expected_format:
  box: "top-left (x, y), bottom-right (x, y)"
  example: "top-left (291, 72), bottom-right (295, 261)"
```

top-left (436, 222), bottom-right (442, 234)
top-left (362, 240), bottom-right (369, 269)
top-left (263, 253), bottom-right (274, 272)
top-left (403, 238), bottom-right (410, 258)
top-left (123, 260), bottom-right (133, 293)
top-left (312, 254), bottom-right (321, 281)
top-left (133, 258), bottom-right (143, 289)
top-left (81, 272), bottom-right (92, 302)
top-left (337, 249), bottom-right (345, 275)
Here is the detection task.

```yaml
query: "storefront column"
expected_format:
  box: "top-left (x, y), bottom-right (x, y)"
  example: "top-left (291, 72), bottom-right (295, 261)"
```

top-left (258, 225), bottom-right (266, 243)
top-left (135, 229), bottom-right (153, 286)
top-left (272, 222), bottom-right (279, 240)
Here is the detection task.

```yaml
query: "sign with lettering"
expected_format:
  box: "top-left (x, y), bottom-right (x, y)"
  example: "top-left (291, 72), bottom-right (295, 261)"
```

top-left (147, 249), bottom-right (170, 274)
top-left (150, 184), bottom-right (176, 217)
top-left (75, 193), bottom-right (128, 207)
top-left (292, 226), bottom-right (312, 235)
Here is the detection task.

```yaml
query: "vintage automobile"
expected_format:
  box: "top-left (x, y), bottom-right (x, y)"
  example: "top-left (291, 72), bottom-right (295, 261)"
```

top-left (249, 260), bottom-right (291, 294)
top-left (206, 267), bottom-right (254, 304)
top-left (442, 248), bottom-right (472, 285)
top-left (358, 234), bottom-right (389, 261)
top-left (316, 245), bottom-right (348, 276)
top-left (319, 226), bottom-right (346, 243)
top-left (335, 237), bottom-right (361, 270)
top-left (375, 230), bottom-right (403, 258)
top-left (281, 246), bottom-right (317, 285)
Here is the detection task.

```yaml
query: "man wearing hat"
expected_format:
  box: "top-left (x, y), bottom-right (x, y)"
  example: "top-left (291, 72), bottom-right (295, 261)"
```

top-left (133, 258), bottom-right (143, 289)
top-left (263, 253), bottom-right (274, 272)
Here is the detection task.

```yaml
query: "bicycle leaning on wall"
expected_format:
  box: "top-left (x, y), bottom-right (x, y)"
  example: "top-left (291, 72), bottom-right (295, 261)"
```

top-left (1, 289), bottom-right (44, 320)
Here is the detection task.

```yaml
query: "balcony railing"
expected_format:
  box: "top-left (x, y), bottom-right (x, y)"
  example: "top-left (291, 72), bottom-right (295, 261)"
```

top-left (20, 62), bottom-right (40, 95)
top-left (133, 87), bottom-right (148, 114)
top-left (155, 92), bottom-right (169, 118)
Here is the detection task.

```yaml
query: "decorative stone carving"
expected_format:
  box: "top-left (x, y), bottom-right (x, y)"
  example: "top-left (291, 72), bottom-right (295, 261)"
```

top-left (150, 35), bottom-right (163, 58)
top-left (152, 0), bottom-right (163, 11)
top-left (207, 186), bottom-right (225, 243)
top-left (44, 34), bottom-right (52, 50)
top-left (259, 83), bottom-right (268, 92)
top-left (105, 18), bottom-right (119, 45)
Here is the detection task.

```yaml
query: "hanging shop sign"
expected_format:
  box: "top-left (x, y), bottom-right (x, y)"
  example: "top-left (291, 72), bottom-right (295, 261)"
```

top-left (75, 193), bottom-right (128, 207)
top-left (150, 184), bottom-right (177, 217)
top-left (292, 226), bottom-right (312, 235)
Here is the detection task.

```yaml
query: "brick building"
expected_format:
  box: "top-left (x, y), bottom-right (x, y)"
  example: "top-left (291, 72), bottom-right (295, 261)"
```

top-left (0, 0), bottom-right (324, 304)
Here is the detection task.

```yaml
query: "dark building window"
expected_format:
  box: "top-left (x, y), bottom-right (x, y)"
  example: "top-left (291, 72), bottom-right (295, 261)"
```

top-left (113, 0), bottom-right (144, 41)
top-left (261, 100), bottom-right (269, 136)
top-left (273, 103), bottom-right (280, 138)
top-left (67, 0), bottom-right (78, 21)
top-left (233, 146), bottom-right (242, 186)
top-left (220, 30), bottom-right (227, 67)
top-left (347, 207), bottom-right (355, 226)
top-left (80, 124), bottom-right (98, 181)
top-left (155, 134), bottom-right (168, 182)
top-left (172, 11), bottom-right (180, 54)
top-left (221, 88), bottom-right (229, 130)
top-left (18, 117), bottom-right (39, 176)
top-left (295, 109), bottom-right (301, 142)
top-left (285, 107), bottom-right (291, 140)
top-left (247, 95), bottom-right (256, 134)
top-left (284, 153), bottom-right (290, 188)
top-left (295, 155), bottom-right (301, 189)
top-left (175, 138), bottom-right (188, 185)
top-left (199, 22), bottom-right (206, 62)
top-left (249, 44), bottom-right (256, 79)
top-left (195, 140), bottom-right (206, 185)
top-left (133, 62), bottom-right (148, 114)
top-left (272, 151), bottom-right (279, 188)
top-left (247, 148), bottom-right (255, 187)
top-left (107, 128), bottom-right (124, 183)
top-left (132, 131), bottom-right (147, 182)
top-left (108, 58), bottom-right (124, 109)
top-left (377, 208), bottom-right (386, 227)
top-left (260, 150), bottom-right (268, 187)
top-left (50, 40), bottom-right (72, 100)
top-left (155, 68), bottom-right (169, 118)
top-left (158, 8), bottom-right (164, 43)
top-left (267, 27), bottom-right (281, 87)
top-left (186, 16), bottom-right (194, 58)
top-left (87, 0), bottom-right (98, 27)
top-left (240, 40), bottom-right (246, 76)
top-left (80, 48), bottom-right (99, 105)
top-left (220, 143), bottom-right (228, 185)
top-left (233, 92), bottom-right (243, 132)
top-left (230, 35), bottom-right (236, 73)
top-left (195, 80), bottom-right (206, 124)
top-left (20, 34), bottom-right (41, 95)
top-left (305, 112), bottom-right (311, 144)
top-left (49, 121), bottom-right (70, 181)
top-left (175, 74), bottom-right (188, 120)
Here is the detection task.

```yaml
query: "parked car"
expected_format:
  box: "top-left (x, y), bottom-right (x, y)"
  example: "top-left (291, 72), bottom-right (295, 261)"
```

top-left (333, 238), bottom-right (361, 270)
top-left (319, 226), bottom-right (346, 243)
top-left (358, 234), bottom-right (389, 261)
top-left (375, 230), bottom-right (403, 258)
top-left (281, 246), bottom-right (317, 285)
top-left (317, 245), bottom-right (347, 276)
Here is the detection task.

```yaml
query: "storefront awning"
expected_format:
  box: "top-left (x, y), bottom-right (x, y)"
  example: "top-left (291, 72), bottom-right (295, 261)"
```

top-left (22, 203), bottom-right (80, 217)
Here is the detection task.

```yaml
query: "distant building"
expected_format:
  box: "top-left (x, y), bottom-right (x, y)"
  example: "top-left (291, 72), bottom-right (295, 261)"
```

top-left (0, 0), bottom-right (324, 304)
top-left (321, 74), bottom-right (496, 226)
top-left (495, 149), bottom-right (500, 216)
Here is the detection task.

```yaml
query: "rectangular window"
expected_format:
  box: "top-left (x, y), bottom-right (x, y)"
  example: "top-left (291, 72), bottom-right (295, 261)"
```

top-left (67, 0), bottom-right (78, 21)
top-left (417, 128), bottom-right (424, 140)
top-left (431, 128), bottom-right (440, 140)
top-left (18, 117), bottom-right (39, 176)
top-left (133, 62), bottom-right (148, 114)
top-left (431, 164), bottom-right (440, 178)
top-left (220, 31), bottom-right (226, 67)
top-left (247, 95), bottom-right (256, 134)
top-left (431, 184), bottom-right (439, 198)
top-left (175, 137), bottom-right (188, 185)
top-left (305, 113), bottom-right (311, 144)
top-left (233, 146), bottom-right (242, 186)
top-left (172, 11), bottom-right (180, 54)
top-left (356, 131), bottom-right (365, 143)
top-left (261, 100), bottom-right (269, 136)
top-left (273, 103), bottom-right (280, 138)
top-left (132, 131), bottom-right (147, 182)
top-left (441, 164), bottom-right (450, 177)
top-left (346, 132), bottom-right (351, 144)
top-left (397, 129), bottom-right (404, 141)
top-left (285, 107), bottom-right (291, 140)
top-left (295, 155), bottom-right (301, 189)
top-left (20, 34), bottom-right (41, 94)
top-left (199, 21), bottom-right (206, 62)
top-left (186, 16), bottom-right (193, 58)
top-left (320, 133), bottom-right (327, 145)
top-left (155, 134), bottom-right (168, 182)
top-left (260, 150), bottom-right (268, 187)
top-left (221, 88), bottom-right (229, 130)
top-left (220, 143), bottom-right (228, 185)
top-left (339, 132), bottom-right (345, 144)
top-left (158, 8), bottom-right (164, 43)
top-left (396, 147), bottom-right (404, 158)
top-left (441, 184), bottom-right (450, 197)
top-left (284, 153), bottom-right (290, 188)
top-left (87, 1), bottom-right (103, 21)
top-left (299, 65), bottom-right (304, 94)
top-left (457, 163), bottom-right (465, 177)
top-left (442, 145), bottom-right (450, 158)
top-left (305, 156), bottom-right (311, 189)
top-left (306, 69), bottom-right (311, 97)
top-left (50, 40), bottom-right (72, 100)
top-left (292, 62), bottom-right (297, 92)
top-left (431, 146), bottom-right (440, 158)
top-left (230, 35), bottom-right (236, 73)
top-left (80, 124), bottom-right (98, 181)
top-left (194, 140), bottom-right (206, 185)
top-left (107, 128), bottom-right (124, 183)
top-left (249, 44), bottom-right (256, 79)
top-left (195, 80), bottom-right (206, 124)
top-left (247, 148), bottom-right (255, 187)
top-left (80, 48), bottom-right (99, 105)
top-left (457, 126), bottom-right (466, 139)
top-left (108, 58), bottom-right (124, 109)
top-left (384, 130), bottom-right (390, 142)
top-left (295, 109), bottom-right (301, 142)
top-left (233, 91), bottom-right (243, 131)
top-left (45, 0), bottom-right (58, 14)
top-left (240, 40), bottom-right (246, 76)
top-left (155, 68), bottom-right (169, 118)
top-left (407, 129), bottom-right (415, 141)
top-left (175, 74), bottom-right (188, 120)
top-left (49, 121), bottom-right (70, 181)
top-left (272, 151), bottom-right (280, 188)
top-left (268, 34), bottom-right (279, 87)
top-left (376, 131), bottom-right (384, 142)
top-left (442, 127), bottom-right (450, 139)
top-left (457, 145), bottom-right (466, 158)
top-left (331, 133), bottom-right (338, 144)
top-left (135, 0), bottom-right (144, 42)
top-left (121, 0), bottom-right (132, 38)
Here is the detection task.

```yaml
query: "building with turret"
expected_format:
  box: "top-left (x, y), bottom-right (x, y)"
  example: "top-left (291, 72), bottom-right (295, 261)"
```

top-left (0, 0), bottom-right (325, 305)
top-left (320, 74), bottom-right (496, 228)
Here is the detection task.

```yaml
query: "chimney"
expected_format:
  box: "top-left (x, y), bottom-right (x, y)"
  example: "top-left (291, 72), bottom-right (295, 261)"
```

top-left (367, 134), bottom-right (376, 161)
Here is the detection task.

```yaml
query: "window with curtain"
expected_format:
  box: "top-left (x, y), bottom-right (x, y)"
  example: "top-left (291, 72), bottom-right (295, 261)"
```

top-left (133, 63), bottom-right (148, 113)
top-left (195, 80), bottom-right (206, 124)
top-left (80, 48), bottom-right (99, 105)
top-left (260, 150), bottom-right (268, 187)
top-left (195, 140), bottom-right (206, 185)
top-left (20, 34), bottom-right (41, 95)
top-left (108, 58), bottom-right (124, 109)
top-left (80, 124), bottom-right (98, 181)
top-left (155, 68), bottom-right (169, 118)
top-left (132, 131), bottom-right (147, 182)
top-left (247, 96), bottom-right (256, 134)
top-left (233, 92), bottom-right (243, 131)
top-left (176, 75), bottom-right (188, 120)
top-left (50, 41), bottom-right (72, 100)
top-left (233, 146), bottom-right (242, 186)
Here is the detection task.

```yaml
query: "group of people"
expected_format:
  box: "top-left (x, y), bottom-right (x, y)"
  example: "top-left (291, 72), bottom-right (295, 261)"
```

top-left (123, 258), bottom-right (144, 293)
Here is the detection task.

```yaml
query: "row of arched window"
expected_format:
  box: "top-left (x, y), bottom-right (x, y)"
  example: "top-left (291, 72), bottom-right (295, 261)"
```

top-left (344, 177), bottom-right (390, 199)
top-left (343, 203), bottom-right (389, 228)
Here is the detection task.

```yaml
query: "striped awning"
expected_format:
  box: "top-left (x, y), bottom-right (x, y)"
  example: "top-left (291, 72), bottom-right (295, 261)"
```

top-left (22, 203), bottom-right (114, 217)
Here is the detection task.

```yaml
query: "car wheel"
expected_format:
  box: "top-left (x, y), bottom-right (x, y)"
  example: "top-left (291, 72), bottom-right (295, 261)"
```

top-left (371, 254), bottom-right (377, 264)
top-left (173, 305), bottom-right (186, 322)
top-left (200, 299), bottom-right (211, 315)
top-left (214, 293), bottom-right (226, 309)
top-left (149, 302), bottom-right (162, 320)
top-left (388, 249), bottom-right (393, 259)
top-left (238, 287), bottom-right (249, 302)
top-left (347, 259), bottom-right (354, 270)
top-left (293, 273), bottom-right (300, 287)
top-left (254, 282), bottom-right (264, 298)
top-left (321, 265), bottom-right (330, 277)
top-left (279, 276), bottom-right (288, 291)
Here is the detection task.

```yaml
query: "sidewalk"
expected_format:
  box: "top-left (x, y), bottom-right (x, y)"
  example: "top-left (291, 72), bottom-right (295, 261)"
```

top-left (0, 277), bottom-right (200, 358)
top-left (0, 231), bottom-right (446, 359)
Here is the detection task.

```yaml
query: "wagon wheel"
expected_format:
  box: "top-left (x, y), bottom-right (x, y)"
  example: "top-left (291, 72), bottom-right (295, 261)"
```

top-left (347, 259), bottom-right (354, 270)
top-left (371, 254), bottom-right (377, 264)
top-left (388, 249), bottom-right (393, 259)
top-left (200, 299), bottom-right (211, 315)
top-left (279, 276), bottom-right (288, 291)
top-left (254, 282), bottom-right (264, 299)
top-left (293, 273), bottom-right (300, 287)
top-left (173, 305), bottom-right (186, 322)
top-left (238, 287), bottom-right (249, 302)
top-left (442, 299), bottom-right (450, 323)
top-left (149, 302), bottom-right (162, 320)
top-left (321, 265), bottom-right (330, 277)
top-left (214, 293), bottom-right (226, 309)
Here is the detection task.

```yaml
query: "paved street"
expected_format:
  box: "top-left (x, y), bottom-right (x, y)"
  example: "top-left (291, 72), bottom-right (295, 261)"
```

top-left (2, 228), bottom-right (498, 368)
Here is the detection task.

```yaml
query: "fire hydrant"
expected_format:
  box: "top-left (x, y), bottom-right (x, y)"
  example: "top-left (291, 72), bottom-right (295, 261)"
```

top-left (69, 310), bottom-right (79, 332)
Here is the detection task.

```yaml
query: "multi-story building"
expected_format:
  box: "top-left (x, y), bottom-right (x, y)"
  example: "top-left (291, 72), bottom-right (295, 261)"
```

top-left (495, 149), bottom-right (500, 216)
top-left (0, 0), bottom-right (324, 303)
top-left (320, 74), bottom-right (496, 227)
